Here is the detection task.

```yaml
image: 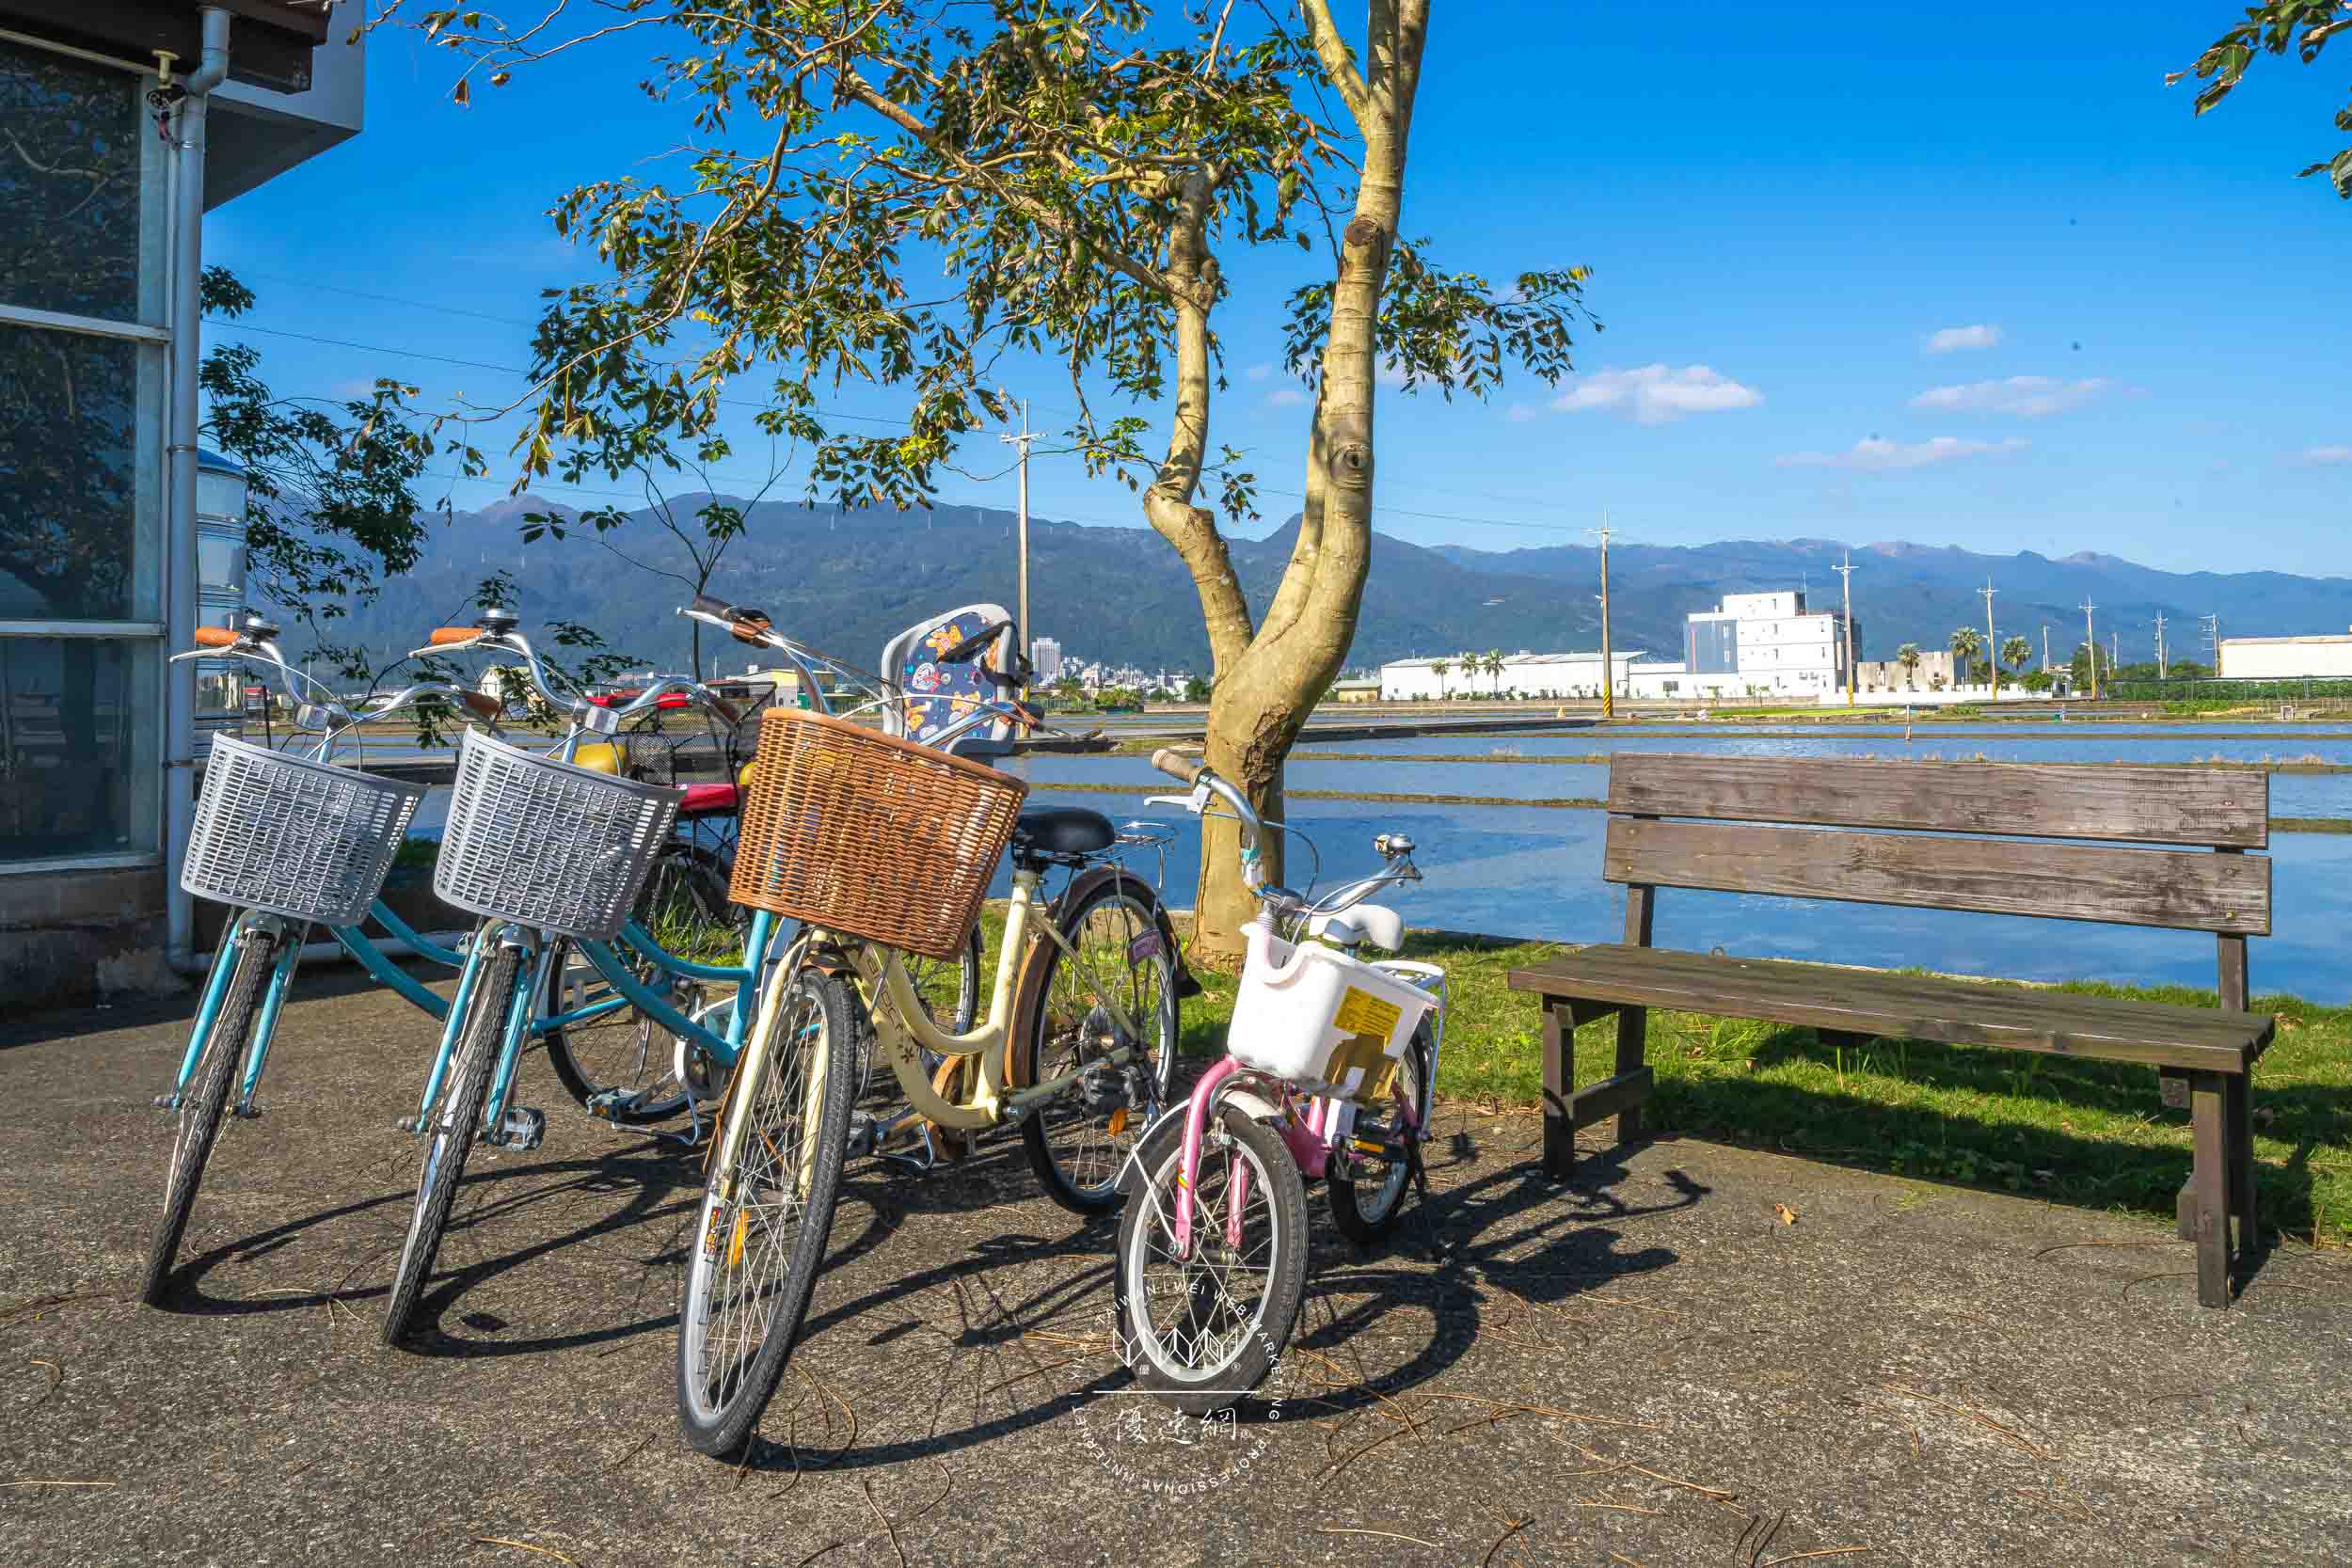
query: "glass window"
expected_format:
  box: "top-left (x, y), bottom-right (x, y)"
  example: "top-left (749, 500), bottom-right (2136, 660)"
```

top-left (0, 42), bottom-right (145, 321)
top-left (0, 322), bottom-right (162, 619)
top-left (0, 636), bottom-right (158, 859)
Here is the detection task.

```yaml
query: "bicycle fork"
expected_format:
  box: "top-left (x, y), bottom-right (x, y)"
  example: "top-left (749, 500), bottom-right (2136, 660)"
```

top-left (154, 913), bottom-right (299, 1119)
top-left (397, 923), bottom-right (550, 1152)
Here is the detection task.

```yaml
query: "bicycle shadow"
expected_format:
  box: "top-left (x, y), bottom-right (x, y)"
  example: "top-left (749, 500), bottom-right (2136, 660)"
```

top-left (711, 1126), bottom-right (1697, 1476)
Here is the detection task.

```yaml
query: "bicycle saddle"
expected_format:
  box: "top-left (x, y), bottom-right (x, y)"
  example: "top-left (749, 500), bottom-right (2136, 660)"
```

top-left (1012, 805), bottom-right (1116, 856)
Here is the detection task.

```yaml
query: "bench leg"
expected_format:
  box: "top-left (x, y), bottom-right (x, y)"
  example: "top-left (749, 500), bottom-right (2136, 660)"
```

top-left (2190, 1073), bottom-right (2230, 1308)
top-left (1613, 1005), bottom-right (1647, 1145)
top-left (1541, 1003), bottom-right (1572, 1180)
top-left (2225, 1072), bottom-right (2257, 1264)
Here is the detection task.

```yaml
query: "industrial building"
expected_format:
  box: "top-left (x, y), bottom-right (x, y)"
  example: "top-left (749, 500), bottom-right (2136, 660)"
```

top-left (1378, 589), bottom-right (1854, 704)
top-left (2217, 633), bottom-right (2352, 681)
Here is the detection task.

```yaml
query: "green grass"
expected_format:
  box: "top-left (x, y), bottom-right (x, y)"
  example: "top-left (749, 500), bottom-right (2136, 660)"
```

top-left (1151, 924), bottom-right (2352, 1247)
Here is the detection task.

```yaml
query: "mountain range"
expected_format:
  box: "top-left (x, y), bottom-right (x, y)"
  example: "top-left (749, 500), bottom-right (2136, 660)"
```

top-left (310, 495), bottom-right (2351, 677)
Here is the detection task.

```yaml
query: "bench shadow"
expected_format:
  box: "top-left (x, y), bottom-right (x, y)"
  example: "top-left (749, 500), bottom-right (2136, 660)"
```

top-left (1642, 1018), bottom-right (2352, 1280)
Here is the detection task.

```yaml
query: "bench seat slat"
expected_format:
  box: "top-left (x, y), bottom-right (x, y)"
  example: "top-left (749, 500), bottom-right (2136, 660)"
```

top-left (1604, 816), bottom-right (2271, 936)
top-left (1608, 753), bottom-right (2267, 848)
top-left (1509, 945), bottom-right (2272, 1072)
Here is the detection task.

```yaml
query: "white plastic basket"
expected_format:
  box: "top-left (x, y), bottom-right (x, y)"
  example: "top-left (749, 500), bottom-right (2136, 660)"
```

top-left (1225, 918), bottom-right (1436, 1101)
top-left (432, 727), bottom-right (686, 941)
top-left (182, 733), bottom-right (427, 927)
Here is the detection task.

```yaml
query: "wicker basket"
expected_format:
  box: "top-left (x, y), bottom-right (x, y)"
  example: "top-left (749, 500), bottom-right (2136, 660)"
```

top-left (182, 734), bottom-right (428, 927)
top-left (433, 727), bottom-right (686, 941)
top-left (730, 707), bottom-right (1027, 959)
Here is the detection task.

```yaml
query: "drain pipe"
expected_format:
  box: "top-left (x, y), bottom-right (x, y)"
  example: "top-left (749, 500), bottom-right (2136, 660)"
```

top-left (164, 8), bottom-right (231, 976)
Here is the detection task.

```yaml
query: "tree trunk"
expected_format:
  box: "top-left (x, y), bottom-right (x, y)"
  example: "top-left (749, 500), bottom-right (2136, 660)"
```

top-left (1185, 0), bottom-right (1426, 966)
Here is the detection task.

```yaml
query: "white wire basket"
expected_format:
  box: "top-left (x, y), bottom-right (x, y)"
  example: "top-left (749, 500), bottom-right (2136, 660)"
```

top-left (432, 726), bottom-right (686, 941)
top-left (182, 733), bottom-right (428, 927)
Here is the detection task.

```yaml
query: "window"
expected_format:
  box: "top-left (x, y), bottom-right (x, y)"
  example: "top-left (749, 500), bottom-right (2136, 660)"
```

top-left (0, 40), bottom-right (168, 866)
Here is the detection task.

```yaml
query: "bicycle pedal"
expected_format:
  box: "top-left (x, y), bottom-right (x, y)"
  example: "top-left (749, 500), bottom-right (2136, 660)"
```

top-left (230, 1103), bottom-right (263, 1120)
top-left (485, 1107), bottom-right (546, 1151)
top-left (845, 1112), bottom-right (880, 1159)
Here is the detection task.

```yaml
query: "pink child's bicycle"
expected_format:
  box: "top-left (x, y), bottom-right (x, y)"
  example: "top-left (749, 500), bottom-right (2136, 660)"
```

top-left (1113, 750), bottom-right (1448, 1414)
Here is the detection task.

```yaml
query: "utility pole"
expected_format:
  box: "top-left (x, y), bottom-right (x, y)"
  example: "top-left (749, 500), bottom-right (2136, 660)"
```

top-left (1835, 553), bottom-right (1858, 705)
top-left (1979, 578), bottom-right (1998, 698)
top-left (1588, 515), bottom-right (1614, 720)
top-left (2154, 612), bottom-right (2168, 680)
top-left (2080, 596), bottom-right (2098, 700)
top-left (998, 400), bottom-right (1036, 664)
top-left (2204, 613), bottom-right (2220, 675)
top-left (2042, 625), bottom-right (2049, 673)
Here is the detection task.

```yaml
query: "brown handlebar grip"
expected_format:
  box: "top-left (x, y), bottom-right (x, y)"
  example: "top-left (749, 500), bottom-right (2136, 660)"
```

top-left (729, 612), bottom-right (772, 647)
top-left (1151, 749), bottom-right (1206, 784)
top-left (192, 626), bottom-right (238, 649)
top-left (707, 694), bottom-right (743, 727)
top-left (428, 627), bottom-right (480, 646)
top-left (460, 690), bottom-right (502, 721)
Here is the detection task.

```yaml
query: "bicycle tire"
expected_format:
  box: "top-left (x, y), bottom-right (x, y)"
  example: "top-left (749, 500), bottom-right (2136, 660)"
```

top-left (381, 939), bottom-right (523, 1346)
top-left (1012, 879), bottom-right (1180, 1215)
top-left (1113, 1101), bottom-right (1309, 1417)
top-left (140, 929), bottom-right (281, 1306)
top-left (1327, 1023), bottom-right (1435, 1246)
top-left (545, 847), bottom-right (739, 1126)
top-left (675, 966), bottom-right (854, 1458)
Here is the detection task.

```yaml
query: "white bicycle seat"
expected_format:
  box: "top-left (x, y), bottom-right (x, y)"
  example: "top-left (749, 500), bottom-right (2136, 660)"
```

top-left (1310, 903), bottom-right (1403, 953)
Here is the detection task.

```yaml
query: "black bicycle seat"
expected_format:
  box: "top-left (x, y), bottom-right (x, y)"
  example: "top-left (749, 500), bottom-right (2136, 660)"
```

top-left (1012, 805), bottom-right (1116, 857)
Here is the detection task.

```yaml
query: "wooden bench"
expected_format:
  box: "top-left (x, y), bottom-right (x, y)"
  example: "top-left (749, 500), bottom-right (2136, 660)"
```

top-left (1507, 753), bottom-right (2276, 1308)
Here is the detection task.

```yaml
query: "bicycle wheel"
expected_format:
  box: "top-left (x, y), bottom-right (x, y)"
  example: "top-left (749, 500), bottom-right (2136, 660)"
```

top-left (1013, 880), bottom-right (1179, 1214)
top-left (140, 927), bottom-right (281, 1306)
top-left (381, 938), bottom-right (523, 1346)
top-left (546, 848), bottom-right (739, 1126)
top-left (1327, 1022), bottom-right (1435, 1246)
top-left (1113, 1101), bottom-right (1309, 1417)
top-left (676, 967), bottom-right (853, 1458)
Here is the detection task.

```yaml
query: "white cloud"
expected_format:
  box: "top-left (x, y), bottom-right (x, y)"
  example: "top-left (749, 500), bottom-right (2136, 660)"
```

top-left (1549, 363), bottom-right (1763, 424)
top-left (1776, 436), bottom-right (2030, 471)
top-left (1925, 324), bottom-right (2003, 353)
top-left (1910, 375), bottom-right (2114, 418)
top-left (2303, 444), bottom-right (2352, 465)
top-left (1505, 403), bottom-right (1541, 423)
top-left (1245, 363), bottom-right (1273, 383)
top-left (1265, 386), bottom-right (1306, 407)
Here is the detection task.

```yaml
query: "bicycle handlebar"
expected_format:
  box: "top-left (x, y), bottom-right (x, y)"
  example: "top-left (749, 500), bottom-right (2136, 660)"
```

top-left (1156, 752), bottom-right (1422, 922)
top-left (427, 626), bottom-right (481, 646)
top-left (1149, 749), bottom-right (1205, 785)
top-left (192, 626), bottom-right (239, 649)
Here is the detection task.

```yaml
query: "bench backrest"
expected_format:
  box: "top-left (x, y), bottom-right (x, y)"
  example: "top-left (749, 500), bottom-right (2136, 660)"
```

top-left (1602, 753), bottom-right (2269, 1007)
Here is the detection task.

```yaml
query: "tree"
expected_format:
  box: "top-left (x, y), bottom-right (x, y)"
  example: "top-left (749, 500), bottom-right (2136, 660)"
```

top-left (2171, 3), bottom-right (2352, 200)
top-left (1949, 626), bottom-right (1984, 687)
top-left (1897, 642), bottom-right (1921, 690)
top-left (1182, 675), bottom-right (1212, 705)
top-left (1429, 657), bottom-right (1451, 700)
top-left (1484, 649), bottom-right (1505, 697)
top-left (2001, 635), bottom-right (2032, 685)
top-left (386, 1), bottom-right (1593, 961)
top-left (195, 269), bottom-right (485, 676)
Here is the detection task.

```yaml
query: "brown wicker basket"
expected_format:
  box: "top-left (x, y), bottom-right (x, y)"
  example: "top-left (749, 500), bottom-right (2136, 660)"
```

top-left (729, 707), bottom-right (1029, 959)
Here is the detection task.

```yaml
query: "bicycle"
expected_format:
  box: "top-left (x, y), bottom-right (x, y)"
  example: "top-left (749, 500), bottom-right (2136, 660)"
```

top-left (145, 610), bottom-right (501, 1307)
top-left (673, 600), bottom-right (1192, 1456)
top-left (1111, 749), bottom-right (1447, 1414)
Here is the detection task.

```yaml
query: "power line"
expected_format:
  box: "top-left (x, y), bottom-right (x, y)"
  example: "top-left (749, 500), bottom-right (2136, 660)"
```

top-left (236, 269), bottom-right (537, 328)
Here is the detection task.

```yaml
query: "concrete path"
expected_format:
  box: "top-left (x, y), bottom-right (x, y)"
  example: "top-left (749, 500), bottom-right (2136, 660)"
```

top-left (2, 974), bottom-right (2346, 1567)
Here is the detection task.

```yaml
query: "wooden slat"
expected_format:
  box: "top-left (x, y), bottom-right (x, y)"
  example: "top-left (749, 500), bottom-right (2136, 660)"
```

top-left (1508, 946), bottom-right (2271, 1071)
top-left (1607, 753), bottom-right (2268, 848)
top-left (1569, 1066), bottom-right (1654, 1132)
top-left (1603, 816), bottom-right (2270, 935)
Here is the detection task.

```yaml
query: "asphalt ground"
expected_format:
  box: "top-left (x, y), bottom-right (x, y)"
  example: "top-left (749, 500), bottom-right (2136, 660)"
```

top-left (3, 969), bottom-right (2347, 1568)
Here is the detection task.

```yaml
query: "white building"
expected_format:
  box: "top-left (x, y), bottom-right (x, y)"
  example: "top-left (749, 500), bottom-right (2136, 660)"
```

top-left (1029, 636), bottom-right (1064, 681)
top-left (2217, 633), bottom-right (2352, 681)
top-left (1681, 590), bottom-right (1854, 699)
top-left (1379, 650), bottom-right (1645, 701)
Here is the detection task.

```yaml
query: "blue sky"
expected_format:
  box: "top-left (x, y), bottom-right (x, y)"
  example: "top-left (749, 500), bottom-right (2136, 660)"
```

top-left (208, 3), bottom-right (2349, 577)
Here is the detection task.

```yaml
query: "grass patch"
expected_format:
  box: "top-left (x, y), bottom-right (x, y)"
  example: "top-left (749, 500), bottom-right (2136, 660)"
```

top-left (1151, 922), bottom-right (2352, 1247)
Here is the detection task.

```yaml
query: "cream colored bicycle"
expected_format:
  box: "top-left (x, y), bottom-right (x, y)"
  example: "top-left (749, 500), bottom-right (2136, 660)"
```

top-left (673, 602), bottom-right (1188, 1457)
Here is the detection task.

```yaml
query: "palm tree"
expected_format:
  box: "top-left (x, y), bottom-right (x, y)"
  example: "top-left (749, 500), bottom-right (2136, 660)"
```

top-left (1429, 657), bottom-right (1450, 699)
top-left (1950, 626), bottom-right (1984, 689)
top-left (2001, 636), bottom-right (2031, 686)
top-left (1897, 642), bottom-right (1921, 690)
top-left (1484, 649), bottom-right (1505, 697)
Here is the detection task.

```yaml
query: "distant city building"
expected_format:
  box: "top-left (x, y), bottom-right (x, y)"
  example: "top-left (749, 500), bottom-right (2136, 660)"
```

top-left (2218, 633), bottom-right (2352, 680)
top-left (1329, 676), bottom-right (1382, 704)
top-left (1379, 650), bottom-right (1647, 701)
top-left (1029, 637), bottom-right (1064, 681)
top-left (1682, 590), bottom-right (1854, 698)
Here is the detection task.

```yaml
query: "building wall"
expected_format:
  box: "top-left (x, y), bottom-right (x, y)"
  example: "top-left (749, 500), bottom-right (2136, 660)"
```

top-left (1683, 591), bottom-right (1850, 697)
top-left (1856, 649), bottom-right (1965, 690)
top-left (1379, 652), bottom-right (1643, 700)
top-left (2217, 636), bottom-right (2352, 680)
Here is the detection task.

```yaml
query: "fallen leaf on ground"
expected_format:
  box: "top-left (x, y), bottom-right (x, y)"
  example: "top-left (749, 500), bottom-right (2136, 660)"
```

top-left (1773, 1203), bottom-right (1798, 1226)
